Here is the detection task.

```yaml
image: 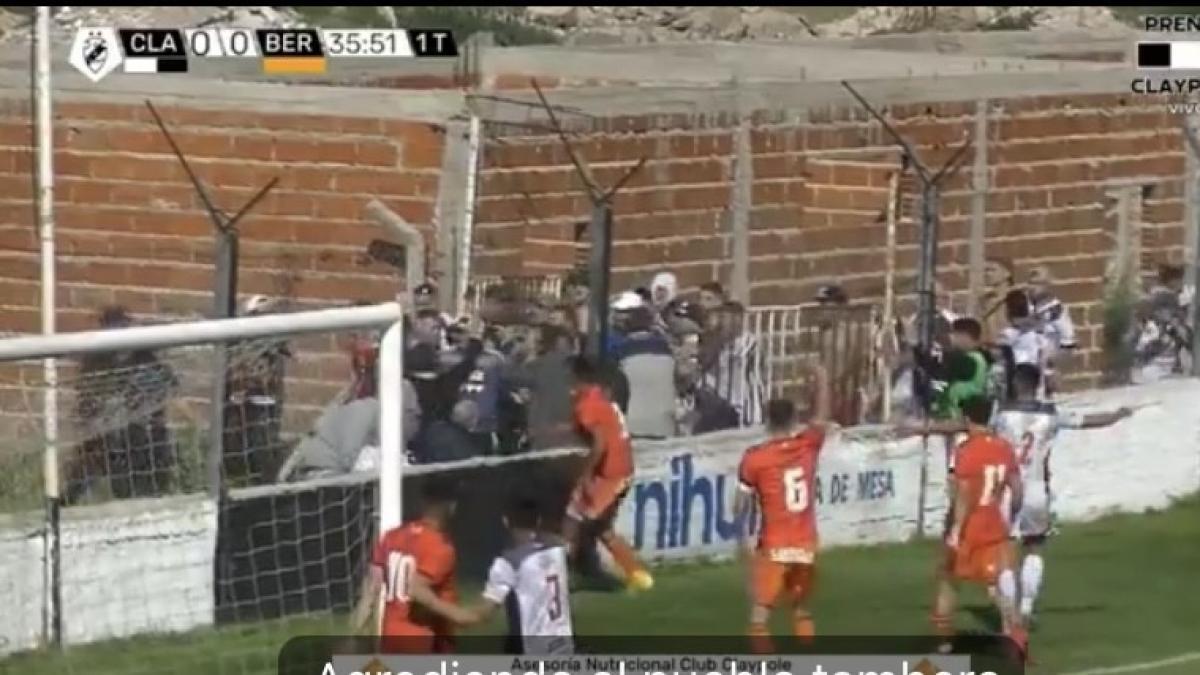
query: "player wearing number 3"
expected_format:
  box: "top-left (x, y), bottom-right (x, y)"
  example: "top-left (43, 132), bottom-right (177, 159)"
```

top-left (734, 362), bottom-right (831, 653)
top-left (351, 479), bottom-right (473, 654)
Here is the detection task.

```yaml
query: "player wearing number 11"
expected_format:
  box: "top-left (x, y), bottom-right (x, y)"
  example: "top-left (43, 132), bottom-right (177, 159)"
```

top-left (734, 362), bottom-right (831, 653)
top-left (933, 396), bottom-right (1027, 658)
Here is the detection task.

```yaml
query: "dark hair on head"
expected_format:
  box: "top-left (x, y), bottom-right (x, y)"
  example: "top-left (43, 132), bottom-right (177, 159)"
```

top-left (944, 351), bottom-right (979, 382)
top-left (99, 305), bottom-right (132, 329)
top-left (571, 355), bottom-right (603, 384)
top-left (765, 398), bottom-right (797, 432)
top-left (505, 494), bottom-right (542, 531)
top-left (1004, 289), bottom-right (1032, 321)
top-left (484, 283), bottom-right (518, 302)
top-left (1012, 363), bottom-right (1042, 393)
top-left (564, 267), bottom-right (589, 288)
top-left (1159, 263), bottom-right (1185, 285)
top-left (421, 477), bottom-right (459, 508)
top-left (414, 308), bottom-right (441, 322)
top-left (722, 301), bottom-right (746, 316)
top-left (987, 257), bottom-right (1015, 279)
top-left (960, 396), bottom-right (993, 426)
top-left (951, 318), bottom-right (982, 341)
top-left (699, 281), bottom-right (725, 296)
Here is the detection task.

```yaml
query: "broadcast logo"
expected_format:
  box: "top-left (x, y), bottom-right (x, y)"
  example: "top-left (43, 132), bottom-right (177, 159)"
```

top-left (69, 27), bottom-right (123, 82)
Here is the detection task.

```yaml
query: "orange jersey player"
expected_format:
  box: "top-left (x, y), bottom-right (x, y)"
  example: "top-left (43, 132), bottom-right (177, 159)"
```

top-left (933, 395), bottom-right (1027, 659)
top-left (734, 362), bottom-right (831, 654)
top-left (351, 479), bottom-right (475, 654)
top-left (562, 356), bottom-right (653, 592)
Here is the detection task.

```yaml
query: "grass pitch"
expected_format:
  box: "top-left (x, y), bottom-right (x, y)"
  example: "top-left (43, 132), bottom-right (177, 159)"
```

top-left (6, 496), bottom-right (1199, 675)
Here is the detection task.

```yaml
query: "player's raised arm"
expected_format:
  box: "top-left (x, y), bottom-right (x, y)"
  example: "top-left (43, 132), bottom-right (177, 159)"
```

top-left (804, 361), bottom-right (831, 429)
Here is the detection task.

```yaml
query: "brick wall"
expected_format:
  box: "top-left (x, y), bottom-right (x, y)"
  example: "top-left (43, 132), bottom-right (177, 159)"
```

top-left (473, 94), bottom-right (1187, 390)
top-left (0, 97), bottom-right (447, 437)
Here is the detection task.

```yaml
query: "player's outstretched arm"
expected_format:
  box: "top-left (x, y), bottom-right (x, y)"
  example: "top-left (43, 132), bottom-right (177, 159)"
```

top-left (350, 566), bottom-right (383, 634)
top-left (895, 417), bottom-right (968, 438)
top-left (1074, 406), bottom-right (1134, 429)
top-left (409, 574), bottom-right (477, 626)
top-left (804, 361), bottom-right (831, 428)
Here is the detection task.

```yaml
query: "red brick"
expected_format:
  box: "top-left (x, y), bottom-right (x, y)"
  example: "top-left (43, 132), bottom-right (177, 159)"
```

top-left (0, 122), bottom-right (31, 147)
top-left (233, 136), bottom-right (275, 161)
top-left (401, 137), bottom-right (443, 170)
top-left (672, 186), bottom-right (729, 211)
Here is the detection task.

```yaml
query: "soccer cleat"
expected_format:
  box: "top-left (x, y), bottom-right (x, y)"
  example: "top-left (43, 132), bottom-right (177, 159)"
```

top-left (627, 569), bottom-right (655, 592)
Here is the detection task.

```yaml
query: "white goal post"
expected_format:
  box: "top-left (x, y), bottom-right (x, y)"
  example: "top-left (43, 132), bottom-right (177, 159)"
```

top-left (0, 302), bottom-right (406, 655)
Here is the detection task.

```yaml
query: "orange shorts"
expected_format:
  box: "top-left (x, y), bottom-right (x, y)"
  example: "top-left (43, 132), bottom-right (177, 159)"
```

top-left (951, 539), bottom-right (1014, 585)
top-left (751, 550), bottom-right (817, 608)
top-left (567, 475), bottom-right (630, 524)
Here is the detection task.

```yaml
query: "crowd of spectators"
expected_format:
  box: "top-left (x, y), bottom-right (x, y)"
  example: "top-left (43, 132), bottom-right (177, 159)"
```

top-left (359, 271), bottom-right (767, 467)
top-left (59, 257), bottom-right (1197, 493)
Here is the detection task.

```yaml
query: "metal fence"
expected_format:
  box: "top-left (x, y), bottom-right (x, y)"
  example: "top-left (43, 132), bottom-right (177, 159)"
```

top-left (744, 303), bottom-right (881, 426)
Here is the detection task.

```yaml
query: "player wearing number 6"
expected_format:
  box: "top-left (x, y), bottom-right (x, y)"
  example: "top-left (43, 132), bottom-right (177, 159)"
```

top-left (933, 396), bottom-right (1027, 658)
top-left (351, 479), bottom-right (474, 654)
top-left (734, 362), bottom-right (830, 653)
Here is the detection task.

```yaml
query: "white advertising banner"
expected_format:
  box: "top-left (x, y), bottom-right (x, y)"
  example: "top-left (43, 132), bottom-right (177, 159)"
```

top-left (0, 494), bottom-right (218, 655)
top-left (613, 426), bottom-right (936, 562)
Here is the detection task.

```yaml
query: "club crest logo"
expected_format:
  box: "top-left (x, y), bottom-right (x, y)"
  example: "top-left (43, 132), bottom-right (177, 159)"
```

top-left (68, 27), bottom-right (122, 83)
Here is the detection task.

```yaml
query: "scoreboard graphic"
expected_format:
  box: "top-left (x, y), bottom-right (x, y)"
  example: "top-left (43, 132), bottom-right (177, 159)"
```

top-left (68, 26), bottom-right (458, 83)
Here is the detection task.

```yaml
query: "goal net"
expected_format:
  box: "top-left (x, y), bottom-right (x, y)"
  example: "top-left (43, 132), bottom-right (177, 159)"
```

top-left (0, 303), bottom-right (408, 675)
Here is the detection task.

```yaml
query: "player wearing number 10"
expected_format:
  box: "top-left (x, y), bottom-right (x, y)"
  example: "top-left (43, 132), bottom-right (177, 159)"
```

top-left (734, 362), bottom-right (831, 653)
top-left (351, 479), bottom-right (473, 654)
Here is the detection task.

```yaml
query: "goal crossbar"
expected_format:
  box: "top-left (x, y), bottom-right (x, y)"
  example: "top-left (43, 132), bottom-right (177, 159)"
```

top-left (0, 302), bottom-right (405, 361)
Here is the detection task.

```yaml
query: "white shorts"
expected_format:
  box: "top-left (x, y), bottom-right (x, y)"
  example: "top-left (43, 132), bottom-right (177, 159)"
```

top-left (1011, 483), bottom-right (1054, 540)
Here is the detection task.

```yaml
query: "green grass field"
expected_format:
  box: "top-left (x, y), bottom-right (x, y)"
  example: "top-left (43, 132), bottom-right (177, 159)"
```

top-left (6, 496), bottom-right (1199, 675)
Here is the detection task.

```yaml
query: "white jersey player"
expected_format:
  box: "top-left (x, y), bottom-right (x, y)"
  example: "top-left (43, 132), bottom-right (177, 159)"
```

top-left (990, 364), bottom-right (1130, 621)
top-left (472, 497), bottom-right (574, 655)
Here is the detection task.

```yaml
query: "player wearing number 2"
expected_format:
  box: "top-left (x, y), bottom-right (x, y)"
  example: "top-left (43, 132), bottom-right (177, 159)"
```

top-left (734, 362), bottom-right (830, 653)
top-left (351, 479), bottom-right (474, 654)
top-left (562, 357), bottom-right (653, 592)
top-left (991, 364), bottom-right (1130, 623)
top-left (933, 396), bottom-right (1027, 657)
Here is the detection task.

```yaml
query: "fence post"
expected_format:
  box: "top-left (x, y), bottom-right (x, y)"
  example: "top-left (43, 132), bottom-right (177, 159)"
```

top-left (1180, 116), bottom-right (1200, 375)
top-left (730, 77), bottom-right (752, 306)
top-left (968, 99), bottom-right (989, 316)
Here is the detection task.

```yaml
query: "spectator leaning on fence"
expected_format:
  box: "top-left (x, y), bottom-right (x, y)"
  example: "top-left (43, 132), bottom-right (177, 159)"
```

top-left (700, 301), bottom-right (763, 427)
top-left (614, 305), bottom-right (678, 440)
top-left (66, 306), bottom-right (179, 504)
top-left (513, 324), bottom-right (580, 452)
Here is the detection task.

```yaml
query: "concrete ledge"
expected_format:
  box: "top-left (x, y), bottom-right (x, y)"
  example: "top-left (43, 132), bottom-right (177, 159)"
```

top-left (0, 66), bottom-right (466, 123)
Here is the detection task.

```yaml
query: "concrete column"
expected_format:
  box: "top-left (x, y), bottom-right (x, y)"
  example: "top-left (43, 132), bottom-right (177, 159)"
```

top-left (967, 98), bottom-right (989, 316)
top-left (433, 119), bottom-right (474, 315)
top-left (730, 77), bottom-right (752, 305)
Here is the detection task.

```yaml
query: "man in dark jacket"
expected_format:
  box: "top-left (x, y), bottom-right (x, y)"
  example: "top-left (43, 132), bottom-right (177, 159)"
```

top-left (412, 400), bottom-right (490, 464)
